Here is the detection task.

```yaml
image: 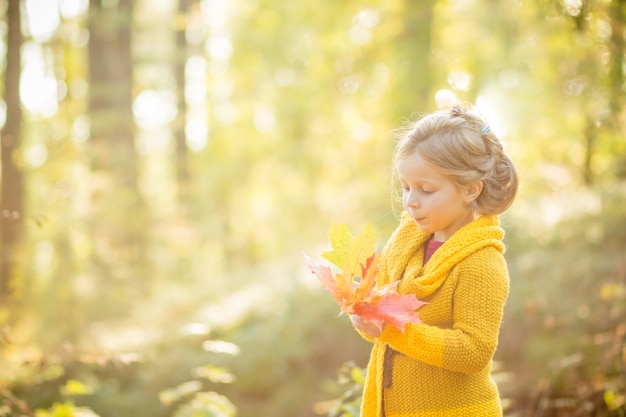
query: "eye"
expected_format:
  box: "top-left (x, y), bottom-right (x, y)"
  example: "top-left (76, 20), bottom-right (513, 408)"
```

top-left (420, 188), bottom-right (434, 194)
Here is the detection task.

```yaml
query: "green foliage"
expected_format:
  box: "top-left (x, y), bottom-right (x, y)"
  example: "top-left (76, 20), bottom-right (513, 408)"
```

top-left (170, 392), bottom-right (236, 417)
top-left (213, 277), bottom-right (370, 417)
top-left (0, 339), bottom-right (102, 417)
top-left (0, 320), bottom-right (240, 417)
top-left (317, 361), bottom-right (365, 417)
top-left (500, 184), bottom-right (626, 415)
top-left (159, 342), bottom-right (239, 417)
top-left (34, 402), bottom-right (99, 417)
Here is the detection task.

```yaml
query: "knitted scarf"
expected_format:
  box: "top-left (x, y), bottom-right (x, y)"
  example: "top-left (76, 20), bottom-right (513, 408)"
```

top-left (382, 212), bottom-right (505, 299)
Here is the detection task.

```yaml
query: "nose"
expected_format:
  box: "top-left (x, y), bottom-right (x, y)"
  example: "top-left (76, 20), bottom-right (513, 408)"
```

top-left (404, 190), bottom-right (420, 209)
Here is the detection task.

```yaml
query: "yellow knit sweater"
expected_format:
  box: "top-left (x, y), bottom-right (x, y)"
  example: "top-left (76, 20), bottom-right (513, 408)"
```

top-left (359, 212), bottom-right (510, 417)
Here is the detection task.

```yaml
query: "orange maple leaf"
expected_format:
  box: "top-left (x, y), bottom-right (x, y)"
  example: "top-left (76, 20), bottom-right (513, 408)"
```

top-left (304, 224), bottom-right (426, 333)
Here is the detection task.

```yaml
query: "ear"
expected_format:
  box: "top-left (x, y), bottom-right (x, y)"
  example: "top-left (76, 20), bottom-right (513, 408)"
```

top-left (463, 180), bottom-right (483, 204)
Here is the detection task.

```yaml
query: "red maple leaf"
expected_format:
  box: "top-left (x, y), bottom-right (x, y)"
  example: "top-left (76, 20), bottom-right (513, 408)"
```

top-left (304, 224), bottom-right (426, 333)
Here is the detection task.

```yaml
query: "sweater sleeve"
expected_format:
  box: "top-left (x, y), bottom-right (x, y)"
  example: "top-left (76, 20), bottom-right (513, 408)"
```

top-left (378, 247), bottom-right (510, 374)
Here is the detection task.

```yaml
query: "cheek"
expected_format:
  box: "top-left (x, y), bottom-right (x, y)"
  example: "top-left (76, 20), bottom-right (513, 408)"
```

top-left (422, 194), bottom-right (446, 211)
top-left (401, 191), bottom-right (410, 207)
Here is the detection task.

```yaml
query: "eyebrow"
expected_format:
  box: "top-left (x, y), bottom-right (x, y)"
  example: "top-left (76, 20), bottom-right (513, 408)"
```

top-left (398, 179), bottom-right (438, 189)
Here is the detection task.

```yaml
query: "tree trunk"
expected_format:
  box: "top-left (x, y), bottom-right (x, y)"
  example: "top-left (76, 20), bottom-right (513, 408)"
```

top-left (583, 117), bottom-right (596, 186)
top-left (175, 0), bottom-right (191, 198)
top-left (0, 0), bottom-right (23, 299)
top-left (87, 0), bottom-right (146, 307)
top-left (608, 0), bottom-right (626, 178)
top-left (608, 0), bottom-right (624, 116)
top-left (88, 0), bottom-right (136, 179)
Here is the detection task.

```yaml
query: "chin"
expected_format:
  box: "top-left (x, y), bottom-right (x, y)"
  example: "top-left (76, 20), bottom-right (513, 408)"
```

top-left (414, 221), bottom-right (431, 233)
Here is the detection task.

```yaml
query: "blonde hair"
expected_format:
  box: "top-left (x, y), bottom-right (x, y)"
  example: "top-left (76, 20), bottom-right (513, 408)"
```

top-left (393, 106), bottom-right (518, 215)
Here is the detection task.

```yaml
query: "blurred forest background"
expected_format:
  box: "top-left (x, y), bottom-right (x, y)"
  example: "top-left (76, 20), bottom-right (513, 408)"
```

top-left (0, 0), bottom-right (625, 416)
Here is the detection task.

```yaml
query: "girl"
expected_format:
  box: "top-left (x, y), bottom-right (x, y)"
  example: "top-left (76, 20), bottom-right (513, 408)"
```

top-left (351, 105), bottom-right (518, 416)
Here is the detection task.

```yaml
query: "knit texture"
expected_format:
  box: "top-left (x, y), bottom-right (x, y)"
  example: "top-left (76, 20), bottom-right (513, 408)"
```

top-left (359, 212), bottom-right (510, 417)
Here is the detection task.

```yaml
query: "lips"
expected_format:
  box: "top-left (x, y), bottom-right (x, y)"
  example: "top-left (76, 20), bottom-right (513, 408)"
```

top-left (406, 210), bottom-right (425, 224)
top-left (411, 215), bottom-right (426, 224)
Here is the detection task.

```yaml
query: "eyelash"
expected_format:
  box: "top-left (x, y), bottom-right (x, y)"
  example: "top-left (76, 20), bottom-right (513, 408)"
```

top-left (402, 186), bottom-right (433, 194)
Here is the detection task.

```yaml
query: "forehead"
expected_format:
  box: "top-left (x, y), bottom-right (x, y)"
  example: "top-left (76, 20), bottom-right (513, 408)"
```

top-left (396, 152), bottom-right (449, 184)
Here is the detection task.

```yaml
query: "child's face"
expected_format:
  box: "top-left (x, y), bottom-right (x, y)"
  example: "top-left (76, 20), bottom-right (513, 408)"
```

top-left (397, 151), bottom-right (477, 242)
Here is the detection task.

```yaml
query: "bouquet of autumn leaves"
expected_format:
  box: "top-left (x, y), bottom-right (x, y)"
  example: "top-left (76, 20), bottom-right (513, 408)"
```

top-left (304, 224), bottom-right (426, 333)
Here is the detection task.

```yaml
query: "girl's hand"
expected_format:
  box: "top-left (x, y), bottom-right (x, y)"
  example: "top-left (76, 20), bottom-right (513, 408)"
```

top-left (350, 314), bottom-right (384, 338)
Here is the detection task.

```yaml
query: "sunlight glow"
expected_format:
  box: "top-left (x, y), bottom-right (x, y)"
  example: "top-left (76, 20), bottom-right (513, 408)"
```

top-left (185, 118), bottom-right (209, 152)
top-left (354, 8), bottom-right (380, 27)
top-left (205, 35), bottom-right (233, 60)
top-left (200, 0), bottom-right (230, 30)
top-left (64, 27), bottom-right (90, 48)
top-left (59, 0), bottom-right (88, 19)
top-left (434, 89), bottom-right (457, 109)
top-left (71, 115), bottom-right (90, 143)
top-left (93, 324), bottom-right (155, 351)
top-left (349, 26), bottom-right (372, 45)
top-left (593, 17), bottom-right (612, 41)
top-left (135, 129), bottom-right (171, 155)
top-left (447, 71), bottom-right (472, 91)
top-left (132, 89), bottom-right (178, 130)
top-left (274, 66), bottom-right (295, 87)
top-left (498, 69), bottom-right (520, 89)
top-left (208, 60), bottom-right (229, 76)
top-left (254, 109), bottom-right (276, 133)
top-left (542, 163), bottom-right (573, 190)
top-left (0, 26), bottom-right (6, 66)
top-left (339, 75), bottom-right (361, 94)
top-left (203, 340), bottom-right (240, 355)
top-left (200, 283), bottom-right (277, 329)
top-left (352, 120), bottom-right (373, 142)
top-left (214, 101), bottom-right (238, 124)
top-left (181, 322), bottom-right (211, 336)
top-left (185, 56), bottom-right (207, 106)
top-left (0, 100), bottom-right (6, 129)
top-left (186, 55), bottom-right (207, 78)
top-left (476, 93), bottom-right (507, 137)
top-left (25, 0), bottom-right (60, 43)
top-left (350, 8), bottom-right (380, 45)
top-left (33, 241), bottom-right (55, 280)
top-left (210, 76), bottom-right (238, 123)
top-left (20, 61), bottom-right (58, 117)
top-left (25, 144), bottom-right (48, 168)
top-left (21, 42), bottom-right (59, 117)
top-left (563, 76), bottom-right (585, 96)
top-left (563, 0), bottom-right (583, 16)
top-left (536, 189), bottom-right (602, 228)
top-left (249, 188), bottom-right (273, 218)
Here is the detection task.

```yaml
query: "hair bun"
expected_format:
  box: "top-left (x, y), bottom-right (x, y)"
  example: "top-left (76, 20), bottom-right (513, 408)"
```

top-left (450, 105), bottom-right (468, 117)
